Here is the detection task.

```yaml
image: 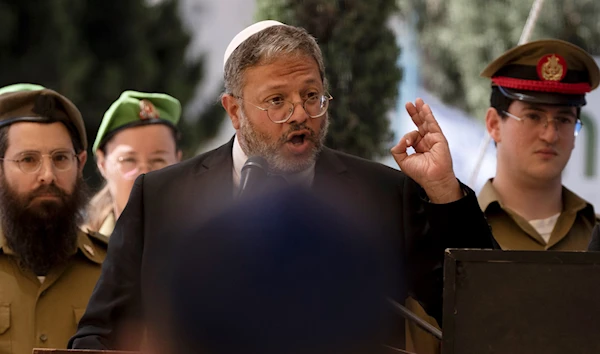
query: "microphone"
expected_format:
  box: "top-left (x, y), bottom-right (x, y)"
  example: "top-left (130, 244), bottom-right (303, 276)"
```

top-left (238, 156), bottom-right (269, 199)
top-left (388, 298), bottom-right (443, 340)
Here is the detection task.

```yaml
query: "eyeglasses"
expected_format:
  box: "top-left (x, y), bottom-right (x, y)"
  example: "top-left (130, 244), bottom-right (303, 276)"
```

top-left (237, 93), bottom-right (333, 123)
top-left (0, 150), bottom-right (78, 174)
top-left (114, 156), bottom-right (170, 180)
top-left (502, 110), bottom-right (583, 137)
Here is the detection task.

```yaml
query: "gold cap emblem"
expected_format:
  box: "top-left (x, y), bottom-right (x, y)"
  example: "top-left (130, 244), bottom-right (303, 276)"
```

top-left (139, 99), bottom-right (160, 120)
top-left (537, 54), bottom-right (567, 82)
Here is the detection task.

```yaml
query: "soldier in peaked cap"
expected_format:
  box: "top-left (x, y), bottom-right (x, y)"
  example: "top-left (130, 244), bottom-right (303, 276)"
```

top-left (0, 83), bottom-right (107, 354)
top-left (84, 91), bottom-right (182, 237)
top-left (478, 39), bottom-right (600, 251)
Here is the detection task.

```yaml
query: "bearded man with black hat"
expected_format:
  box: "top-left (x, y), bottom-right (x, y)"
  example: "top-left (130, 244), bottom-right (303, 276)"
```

top-left (0, 83), bottom-right (106, 354)
top-left (479, 39), bottom-right (600, 250)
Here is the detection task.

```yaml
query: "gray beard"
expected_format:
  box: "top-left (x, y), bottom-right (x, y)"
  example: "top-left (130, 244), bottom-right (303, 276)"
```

top-left (237, 110), bottom-right (329, 175)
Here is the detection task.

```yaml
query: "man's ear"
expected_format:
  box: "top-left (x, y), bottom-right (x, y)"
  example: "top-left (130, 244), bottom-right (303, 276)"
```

top-left (95, 150), bottom-right (107, 178)
top-left (486, 107), bottom-right (502, 144)
top-left (77, 150), bottom-right (88, 175)
top-left (222, 94), bottom-right (242, 130)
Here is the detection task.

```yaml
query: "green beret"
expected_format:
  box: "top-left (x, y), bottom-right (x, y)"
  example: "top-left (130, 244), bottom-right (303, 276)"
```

top-left (0, 83), bottom-right (46, 95)
top-left (0, 83), bottom-right (87, 150)
top-left (93, 90), bottom-right (182, 153)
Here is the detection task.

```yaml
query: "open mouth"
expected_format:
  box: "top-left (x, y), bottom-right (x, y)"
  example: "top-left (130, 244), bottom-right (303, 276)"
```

top-left (288, 130), bottom-right (311, 145)
top-left (290, 133), bottom-right (306, 145)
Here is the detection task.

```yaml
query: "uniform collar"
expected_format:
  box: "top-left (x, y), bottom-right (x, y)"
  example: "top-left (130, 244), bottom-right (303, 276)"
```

top-left (478, 179), bottom-right (503, 212)
top-left (561, 187), bottom-right (590, 214)
top-left (75, 229), bottom-right (105, 264)
top-left (478, 178), bottom-right (593, 217)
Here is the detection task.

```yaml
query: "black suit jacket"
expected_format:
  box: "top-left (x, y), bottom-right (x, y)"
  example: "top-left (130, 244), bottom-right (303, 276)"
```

top-left (589, 224), bottom-right (600, 251)
top-left (69, 137), bottom-right (494, 350)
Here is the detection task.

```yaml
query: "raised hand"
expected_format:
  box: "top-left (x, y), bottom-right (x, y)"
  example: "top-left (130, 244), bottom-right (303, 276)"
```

top-left (391, 98), bottom-right (462, 203)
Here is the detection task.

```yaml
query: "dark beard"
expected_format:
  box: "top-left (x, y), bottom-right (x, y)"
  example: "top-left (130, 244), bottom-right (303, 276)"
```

top-left (0, 176), bottom-right (89, 275)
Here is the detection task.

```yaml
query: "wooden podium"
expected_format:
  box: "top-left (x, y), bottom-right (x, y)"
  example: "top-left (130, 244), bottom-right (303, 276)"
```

top-left (442, 249), bottom-right (600, 354)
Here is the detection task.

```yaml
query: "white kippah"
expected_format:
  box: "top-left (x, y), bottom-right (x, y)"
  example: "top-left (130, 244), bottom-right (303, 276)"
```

top-left (223, 20), bottom-right (285, 71)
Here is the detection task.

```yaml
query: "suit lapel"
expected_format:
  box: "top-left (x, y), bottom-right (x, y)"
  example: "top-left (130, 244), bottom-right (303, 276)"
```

top-left (188, 137), bottom-right (236, 217)
top-left (313, 147), bottom-right (353, 196)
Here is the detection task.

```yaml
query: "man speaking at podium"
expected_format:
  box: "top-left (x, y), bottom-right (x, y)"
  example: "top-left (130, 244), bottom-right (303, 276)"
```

top-left (69, 20), bottom-right (494, 351)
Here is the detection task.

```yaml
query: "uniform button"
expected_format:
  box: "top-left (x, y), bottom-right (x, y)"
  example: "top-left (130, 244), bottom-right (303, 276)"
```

top-left (39, 334), bottom-right (48, 342)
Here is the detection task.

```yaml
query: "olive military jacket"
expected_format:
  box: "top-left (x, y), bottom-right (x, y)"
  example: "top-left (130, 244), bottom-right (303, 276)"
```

top-left (479, 179), bottom-right (597, 250)
top-left (0, 229), bottom-right (106, 354)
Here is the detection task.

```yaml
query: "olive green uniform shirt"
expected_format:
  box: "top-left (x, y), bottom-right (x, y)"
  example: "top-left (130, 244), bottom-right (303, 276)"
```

top-left (478, 179), bottom-right (597, 250)
top-left (0, 229), bottom-right (106, 354)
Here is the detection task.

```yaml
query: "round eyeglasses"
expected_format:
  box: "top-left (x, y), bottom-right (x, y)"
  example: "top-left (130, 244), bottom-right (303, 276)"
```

top-left (0, 150), bottom-right (78, 174)
top-left (114, 156), bottom-right (170, 180)
top-left (502, 110), bottom-right (583, 137)
top-left (237, 93), bottom-right (333, 123)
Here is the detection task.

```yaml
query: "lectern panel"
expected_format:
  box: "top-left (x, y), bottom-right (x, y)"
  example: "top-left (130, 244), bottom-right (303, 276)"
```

top-left (442, 250), bottom-right (600, 354)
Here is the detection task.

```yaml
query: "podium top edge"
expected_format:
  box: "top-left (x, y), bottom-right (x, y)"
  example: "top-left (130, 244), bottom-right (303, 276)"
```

top-left (444, 248), bottom-right (600, 264)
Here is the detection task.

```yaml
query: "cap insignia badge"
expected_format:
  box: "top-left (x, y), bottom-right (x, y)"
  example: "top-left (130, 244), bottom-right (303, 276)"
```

top-left (537, 54), bottom-right (567, 82)
top-left (139, 99), bottom-right (160, 120)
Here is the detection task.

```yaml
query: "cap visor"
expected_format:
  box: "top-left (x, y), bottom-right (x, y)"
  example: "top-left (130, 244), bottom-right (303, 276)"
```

top-left (497, 86), bottom-right (586, 107)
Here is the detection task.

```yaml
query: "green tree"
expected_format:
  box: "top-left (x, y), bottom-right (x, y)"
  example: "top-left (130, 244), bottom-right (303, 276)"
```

top-left (256, 0), bottom-right (402, 159)
top-left (0, 0), bottom-right (218, 186)
top-left (399, 0), bottom-right (600, 119)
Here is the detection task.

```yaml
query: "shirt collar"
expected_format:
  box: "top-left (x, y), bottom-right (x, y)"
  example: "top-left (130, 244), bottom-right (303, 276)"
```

top-left (232, 134), bottom-right (316, 189)
top-left (562, 186), bottom-right (592, 214)
top-left (232, 134), bottom-right (249, 189)
top-left (478, 179), bottom-right (502, 212)
top-left (478, 178), bottom-right (593, 216)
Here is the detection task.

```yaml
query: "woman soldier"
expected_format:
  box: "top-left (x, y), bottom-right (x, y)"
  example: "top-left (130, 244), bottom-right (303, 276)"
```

top-left (85, 91), bottom-right (182, 236)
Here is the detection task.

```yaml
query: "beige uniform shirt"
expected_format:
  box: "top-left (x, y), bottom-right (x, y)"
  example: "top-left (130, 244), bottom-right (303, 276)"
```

top-left (0, 230), bottom-right (106, 354)
top-left (478, 179), bottom-right (597, 250)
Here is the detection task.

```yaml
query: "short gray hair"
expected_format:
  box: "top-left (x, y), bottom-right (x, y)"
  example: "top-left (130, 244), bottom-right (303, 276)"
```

top-left (224, 25), bottom-right (326, 97)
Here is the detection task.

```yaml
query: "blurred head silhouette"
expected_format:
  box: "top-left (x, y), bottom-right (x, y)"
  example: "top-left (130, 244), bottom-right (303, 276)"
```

top-left (153, 186), bottom-right (393, 354)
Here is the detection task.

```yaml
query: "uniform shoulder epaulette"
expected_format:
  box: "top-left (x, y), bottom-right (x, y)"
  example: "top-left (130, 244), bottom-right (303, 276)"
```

top-left (87, 230), bottom-right (110, 247)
